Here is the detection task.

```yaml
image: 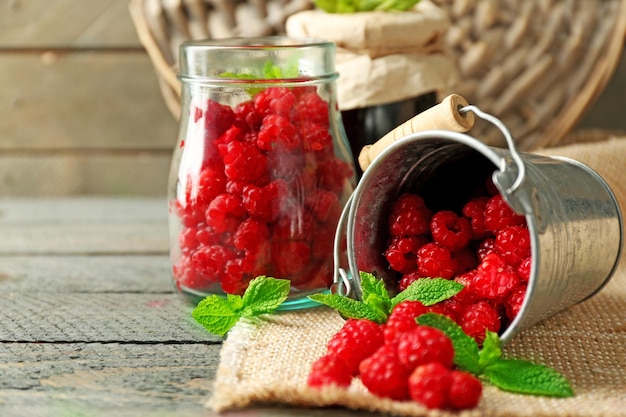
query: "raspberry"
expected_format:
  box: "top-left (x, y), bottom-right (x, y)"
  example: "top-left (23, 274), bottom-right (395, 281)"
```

top-left (242, 180), bottom-right (287, 222)
top-left (305, 189), bottom-right (339, 222)
top-left (462, 196), bottom-right (490, 238)
top-left (398, 271), bottom-right (421, 292)
top-left (253, 87), bottom-right (296, 116)
top-left (221, 257), bottom-right (254, 294)
top-left (317, 159), bottom-right (353, 194)
top-left (517, 257), bottom-right (532, 282)
top-left (234, 100), bottom-right (262, 131)
top-left (460, 300), bottom-right (501, 344)
top-left (471, 253), bottom-right (520, 299)
top-left (299, 121), bottom-right (333, 152)
top-left (273, 206), bottom-right (316, 241)
top-left (307, 354), bottom-right (352, 388)
top-left (495, 225), bottom-right (531, 266)
top-left (197, 166), bottom-right (227, 203)
top-left (190, 244), bottom-right (234, 281)
top-left (396, 326), bottom-right (455, 371)
top-left (271, 240), bottom-right (311, 277)
top-left (448, 370), bottom-right (483, 409)
top-left (384, 235), bottom-right (428, 274)
top-left (294, 89), bottom-right (330, 126)
top-left (505, 284), bottom-right (527, 320)
top-left (233, 218), bottom-right (269, 252)
top-left (408, 362), bottom-right (452, 409)
top-left (388, 193), bottom-right (432, 236)
top-left (204, 99), bottom-right (235, 141)
top-left (484, 195), bottom-right (525, 233)
top-left (430, 210), bottom-right (472, 252)
top-left (359, 344), bottom-right (410, 401)
top-left (178, 227), bottom-right (199, 255)
top-left (221, 139), bottom-right (268, 183)
top-left (205, 194), bottom-right (245, 233)
top-left (384, 301), bottom-right (429, 344)
top-left (258, 114), bottom-right (300, 152)
top-left (326, 319), bottom-right (384, 375)
top-left (477, 237), bottom-right (496, 260)
top-left (417, 243), bottom-right (458, 279)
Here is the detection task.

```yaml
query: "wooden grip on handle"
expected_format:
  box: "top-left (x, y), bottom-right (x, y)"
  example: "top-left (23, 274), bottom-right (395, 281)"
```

top-left (357, 94), bottom-right (475, 171)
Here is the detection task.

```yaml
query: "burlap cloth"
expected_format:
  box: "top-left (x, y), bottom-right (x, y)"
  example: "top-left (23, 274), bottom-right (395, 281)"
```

top-left (208, 136), bottom-right (626, 417)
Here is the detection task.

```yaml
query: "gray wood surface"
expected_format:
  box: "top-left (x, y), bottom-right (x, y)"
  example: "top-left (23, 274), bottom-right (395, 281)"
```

top-left (0, 198), bottom-right (374, 417)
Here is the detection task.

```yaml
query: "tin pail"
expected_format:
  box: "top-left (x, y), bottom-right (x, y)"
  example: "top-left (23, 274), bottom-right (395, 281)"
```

top-left (334, 106), bottom-right (623, 344)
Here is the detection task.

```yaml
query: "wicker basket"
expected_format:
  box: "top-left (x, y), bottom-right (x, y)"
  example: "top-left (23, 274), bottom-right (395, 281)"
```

top-left (129, 0), bottom-right (626, 150)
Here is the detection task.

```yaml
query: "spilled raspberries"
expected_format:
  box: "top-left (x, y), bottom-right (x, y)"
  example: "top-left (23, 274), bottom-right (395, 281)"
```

top-left (308, 273), bottom-right (574, 410)
top-left (384, 179), bottom-right (530, 343)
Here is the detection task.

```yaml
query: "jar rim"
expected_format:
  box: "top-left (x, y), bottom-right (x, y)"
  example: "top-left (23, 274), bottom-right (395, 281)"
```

top-left (181, 36), bottom-right (335, 51)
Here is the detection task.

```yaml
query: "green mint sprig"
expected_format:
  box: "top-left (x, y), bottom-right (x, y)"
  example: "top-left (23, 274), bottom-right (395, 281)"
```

top-left (308, 272), bottom-right (463, 323)
top-left (417, 313), bottom-right (574, 398)
top-left (192, 276), bottom-right (290, 337)
top-left (315, 0), bottom-right (419, 13)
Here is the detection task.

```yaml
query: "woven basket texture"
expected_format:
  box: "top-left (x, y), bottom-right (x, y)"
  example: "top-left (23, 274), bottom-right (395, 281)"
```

top-left (129, 0), bottom-right (626, 150)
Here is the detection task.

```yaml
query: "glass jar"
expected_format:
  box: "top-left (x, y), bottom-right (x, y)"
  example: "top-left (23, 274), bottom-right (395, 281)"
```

top-left (168, 37), bottom-right (356, 309)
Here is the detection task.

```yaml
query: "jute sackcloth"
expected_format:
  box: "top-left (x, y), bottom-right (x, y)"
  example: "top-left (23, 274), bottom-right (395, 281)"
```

top-left (209, 136), bottom-right (626, 417)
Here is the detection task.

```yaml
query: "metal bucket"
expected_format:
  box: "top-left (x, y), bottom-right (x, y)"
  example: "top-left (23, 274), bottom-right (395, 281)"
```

top-left (334, 106), bottom-right (623, 344)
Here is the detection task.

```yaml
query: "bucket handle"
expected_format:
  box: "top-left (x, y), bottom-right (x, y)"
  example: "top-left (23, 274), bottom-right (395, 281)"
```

top-left (459, 105), bottom-right (526, 195)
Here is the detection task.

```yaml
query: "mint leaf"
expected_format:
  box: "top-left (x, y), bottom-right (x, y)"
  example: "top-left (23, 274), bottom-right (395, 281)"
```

top-left (479, 330), bottom-right (502, 368)
top-left (417, 313), bottom-right (481, 375)
top-left (308, 293), bottom-right (387, 323)
top-left (192, 295), bottom-right (243, 337)
top-left (359, 271), bottom-right (392, 319)
top-left (484, 358), bottom-right (575, 397)
top-left (241, 276), bottom-right (290, 316)
top-left (192, 276), bottom-right (290, 336)
top-left (391, 278), bottom-right (463, 307)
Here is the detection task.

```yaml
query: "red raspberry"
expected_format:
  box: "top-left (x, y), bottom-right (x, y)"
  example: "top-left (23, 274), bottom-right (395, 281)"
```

top-left (242, 180), bottom-right (288, 222)
top-left (233, 218), bottom-right (269, 252)
top-left (396, 326), bottom-right (455, 371)
top-left (430, 210), bottom-right (472, 252)
top-left (326, 319), bottom-right (384, 375)
top-left (197, 166), bottom-right (227, 203)
top-left (307, 354), bottom-right (352, 388)
top-left (408, 362), bottom-right (452, 409)
top-left (233, 100), bottom-right (262, 132)
top-left (258, 114), bottom-right (300, 152)
top-left (384, 235), bottom-right (428, 274)
top-left (294, 90), bottom-right (330, 126)
top-left (253, 87), bottom-right (296, 116)
top-left (205, 194), bottom-right (245, 233)
top-left (495, 225), bottom-right (531, 266)
top-left (221, 257), bottom-right (254, 294)
top-left (462, 196), bottom-right (490, 238)
top-left (388, 193), bottom-right (432, 237)
top-left (460, 300), bottom-right (501, 344)
top-left (220, 140), bottom-right (268, 183)
top-left (505, 284), bottom-right (527, 320)
top-left (305, 189), bottom-right (339, 222)
top-left (317, 159), bottom-right (353, 194)
top-left (178, 227), bottom-right (199, 255)
top-left (477, 237), bottom-right (496, 260)
top-left (471, 253), bottom-right (520, 299)
top-left (384, 301), bottom-right (429, 344)
top-left (398, 271), bottom-right (421, 292)
top-left (448, 370), bottom-right (483, 409)
top-left (190, 244), bottom-right (234, 282)
top-left (204, 99), bottom-right (235, 141)
top-left (271, 240), bottom-right (311, 277)
top-left (517, 257), bottom-right (532, 282)
top-left (417, 243), bottom-right (458, 279)
top-left (359, 344), bottom-right (410, 401)
top-left (173, 255), bottom-right (213, 290)
top-left (299, 121), bottom-right (333, 152)
top-left (484, 195), bottom-right (525, 233)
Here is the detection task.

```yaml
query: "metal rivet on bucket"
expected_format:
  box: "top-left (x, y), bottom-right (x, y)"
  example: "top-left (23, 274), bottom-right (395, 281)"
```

top-left (333, 104), bottom-right (623, 344)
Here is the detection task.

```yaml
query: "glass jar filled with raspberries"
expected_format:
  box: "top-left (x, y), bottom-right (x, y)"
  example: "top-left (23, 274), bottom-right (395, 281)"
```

top-left (168, 37), bottom-right (356, 306)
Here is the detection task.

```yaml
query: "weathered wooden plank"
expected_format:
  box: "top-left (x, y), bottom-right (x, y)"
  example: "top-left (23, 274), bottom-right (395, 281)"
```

top-left (0, 197), bottom-right (167, 223)
top-left (0, 153), bottom-right (172, 196)
top-left (0, 0), bottom-right (142, 47)
top-left (0, 293), bottom-right (219, 343)
top-left (0, 255), bottom-right (172, 293)
top-left (0, 342), bottom-right (219, 417)
top-left (0, 198), bottom-right (169, 253)
top-left (0, 52), bottom-right (178, 151)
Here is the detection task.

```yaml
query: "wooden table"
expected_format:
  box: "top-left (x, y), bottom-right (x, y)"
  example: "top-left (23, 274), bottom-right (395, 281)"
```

top-left (0, 198), bottom-right (372, 417)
